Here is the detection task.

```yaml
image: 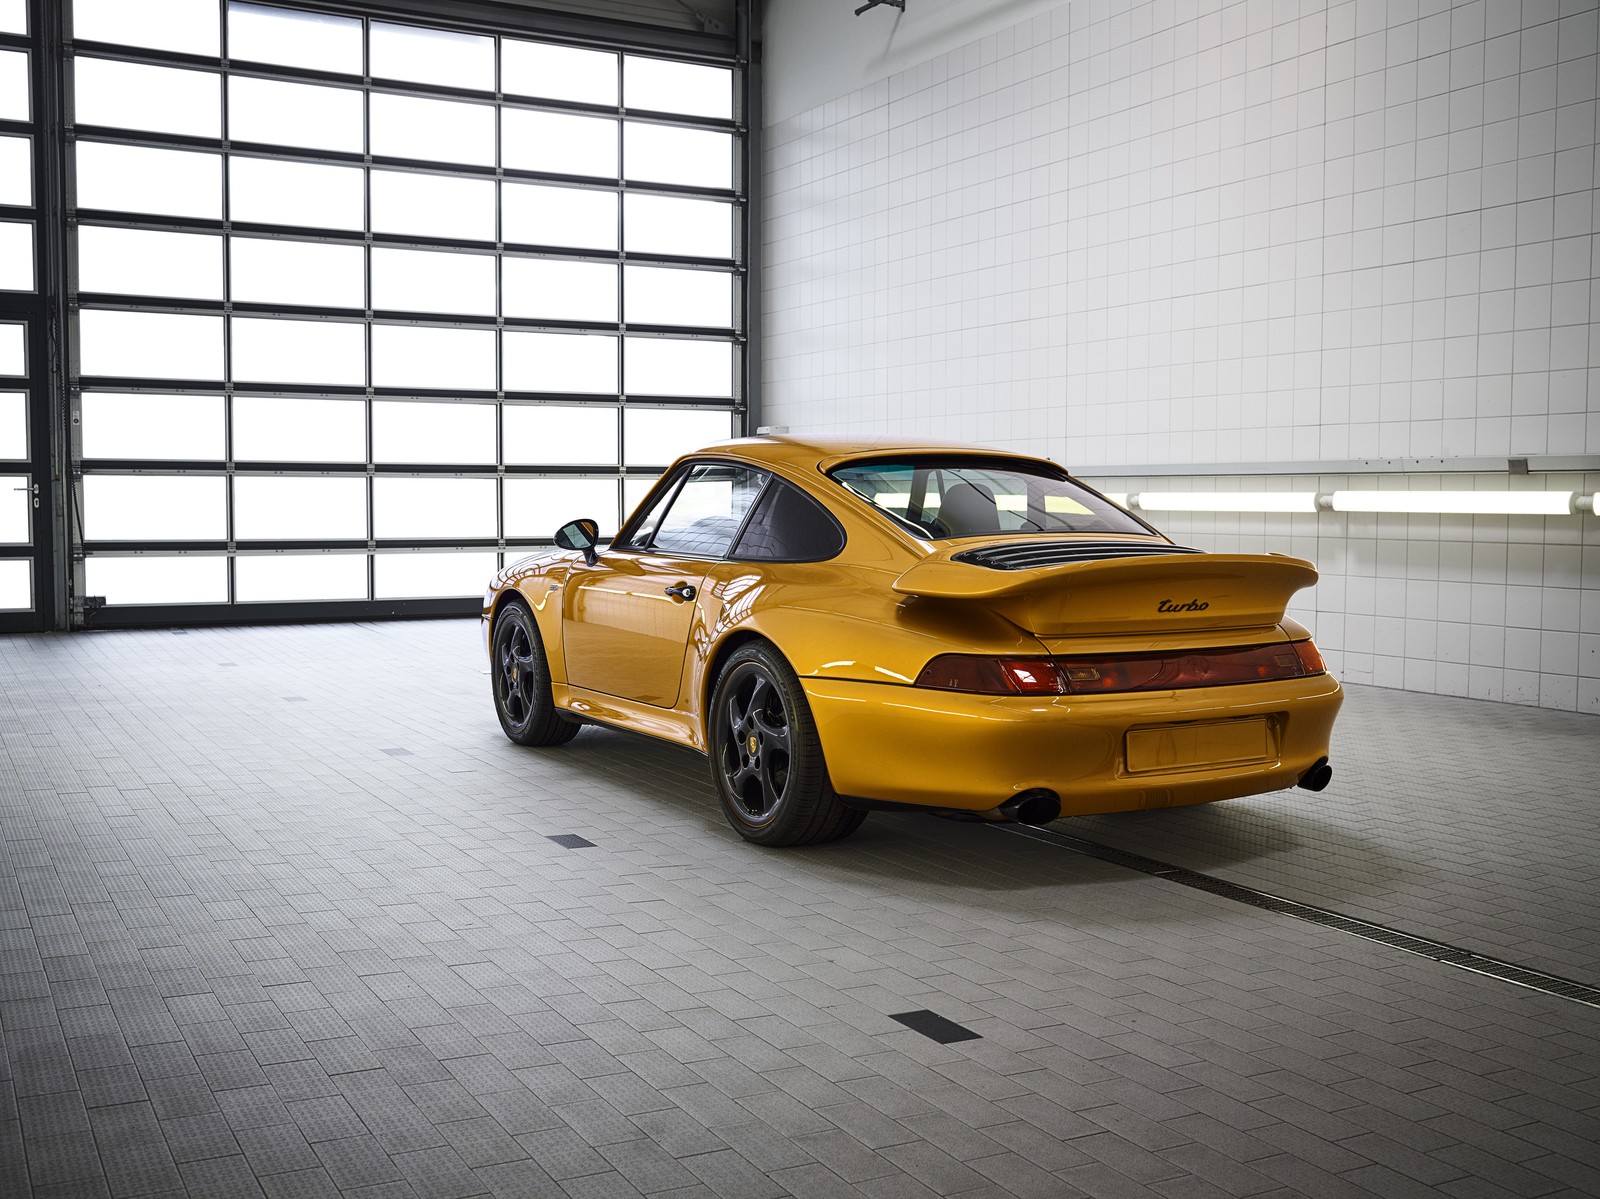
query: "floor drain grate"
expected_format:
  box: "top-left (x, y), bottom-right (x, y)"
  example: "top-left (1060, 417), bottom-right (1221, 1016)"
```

top-left (1004, 824), bottom-right (1600, 1010)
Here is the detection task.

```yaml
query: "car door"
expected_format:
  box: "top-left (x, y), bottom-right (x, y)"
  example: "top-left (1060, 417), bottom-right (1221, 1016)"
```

top-left (563, 461), bottom-right (765, 707)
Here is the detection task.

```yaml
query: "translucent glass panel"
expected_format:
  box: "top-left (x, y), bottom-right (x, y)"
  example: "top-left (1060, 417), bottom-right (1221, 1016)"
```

top-left (375, 550), bottom-right (496, 599)
top-left (624, 406), bottom-right (734, 466)
top-left (231, 317), bottom-right (364, 386)
top-left (374, 477), bottom-right (496, 538)
top-left (80, 393), bottom-right (225, 460)
top-left (78, 227), bottom-right (222, 299)
top-left (625, 124), bottom-right (732, 189)
top-left (79, 311), bottom-right (223, 379)
top-left (0, 0), bottom-right (22, 35)
top-left (503, 111), bottom-right (616, 178)
top-left (75, 59), bottom-right (219, 138)
top-left (372, 325), bottom-right (495, 391)
top-left (373, 401), bottom-right (495, 464)
top-left (0, 221), bottom-right (31, 291)
top-left (235, 550), bottom-right (366, 598)
top-left (372, 171), bottom-right (494, 241)
top-left (503, 41), bottom-right (615, 105)
top-left (231, 237), bottom-right (363, 309)
top-left (229, 77), bottom-right (363, 153)
top-left (625, 57), bottom-right (732, 120)
top-left (371, 94), bottom-right (494, 166)
top-left (503, 404), bottom-right (617, 466)
top-left (625, 267), bottom-right (731, 327)
top-left (83, 475), bottom-right (226, 540)
top-left (0, 392), bottom-right (22, 459)
top-left (372, 22), bottom-right (493, 90)
top-left (503, 332), bottom-right (617, 394)
top-left (504, 477), bottom-right (618, 538)
top-left (233, 397), bottom-right (364, 462)
top-left (0, 49), bottom-right (27, 122)
top-left (234, 476), bottom-right (366, 539)
top-left (230, 158), bottom-right (362, 230)
top-left (502, 259), bottom-right (616, 323)
top-left (228, 3), bottom-right (362, 75)
top-left (78, 143), bottom-right (222, 219)
top-left (624, 194), bottom-right (732, 259)
top-left (236, 553), bottom-right (367, 602)
top-left (74, 0), bottom-right (219, 56)
top-left (0, 323), bottom-right (21, 375)
top-left (0, 473), bottom-right (27, 542)
top-left (0, 136), bottom-right (30, 207)
top-left (625, 337), bottom-right (733, 397)
top-left (371, 248), bottom-right (494, 316)
top-left (0, 558), bottom-right (28, 610)
top-left (623, 476), bottom-right (659, 520)
top-left (87, 556), bottom-right (226, 605)
top-left (502, 183), bottom-right (616, 250)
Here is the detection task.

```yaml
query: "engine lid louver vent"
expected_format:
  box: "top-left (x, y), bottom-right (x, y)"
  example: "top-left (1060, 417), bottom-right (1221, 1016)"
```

top-left (951, 540), bottom-right (1204, 571)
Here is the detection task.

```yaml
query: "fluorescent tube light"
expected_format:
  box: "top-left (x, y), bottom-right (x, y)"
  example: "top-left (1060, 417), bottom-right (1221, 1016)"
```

top-left (1328, 490), bottom-right (1578, 516)
top-left (1101, 493), bottom-right (1130, 508)
top-left (1133, 491), bottom-right (1321, 513)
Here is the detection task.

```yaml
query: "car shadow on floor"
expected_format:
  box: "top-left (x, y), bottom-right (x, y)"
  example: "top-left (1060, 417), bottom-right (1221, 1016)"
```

top-left (528, 726), bottom-right (1415, 912)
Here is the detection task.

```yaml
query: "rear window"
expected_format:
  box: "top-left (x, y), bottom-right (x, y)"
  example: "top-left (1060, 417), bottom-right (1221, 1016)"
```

top-left (830, 456), bottom-right (1149, 540)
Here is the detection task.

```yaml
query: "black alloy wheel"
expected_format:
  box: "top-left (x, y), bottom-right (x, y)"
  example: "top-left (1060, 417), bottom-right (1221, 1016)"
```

top-left (492, 601), bottom-right (579, 747)
top-left (709, 642), bottom-right (866, 846)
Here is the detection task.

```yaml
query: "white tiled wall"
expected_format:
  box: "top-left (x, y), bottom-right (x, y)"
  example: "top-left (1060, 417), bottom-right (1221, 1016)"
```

top-left (761, 0), bottom-right (1600, 713)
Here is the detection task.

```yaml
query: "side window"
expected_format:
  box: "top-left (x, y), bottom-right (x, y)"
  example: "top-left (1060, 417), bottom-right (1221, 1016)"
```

top-left (732, 479), bottom-right (845, 562)
top-left (619, 470), bottom-right (685, 549)
top-left (648, 463), bottom-right (765, 558)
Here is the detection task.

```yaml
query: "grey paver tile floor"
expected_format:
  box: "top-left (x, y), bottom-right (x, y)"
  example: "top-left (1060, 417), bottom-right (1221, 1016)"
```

top-left (1, 619), bottom-right (1597, 1198)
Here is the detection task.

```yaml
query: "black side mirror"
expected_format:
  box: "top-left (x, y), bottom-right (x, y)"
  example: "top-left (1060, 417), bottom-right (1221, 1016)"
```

top-left (554, 518), bottom-right (601, 566)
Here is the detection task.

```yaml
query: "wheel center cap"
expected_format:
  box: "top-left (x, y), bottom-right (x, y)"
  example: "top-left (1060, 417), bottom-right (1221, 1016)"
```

top-left (747, 733), bottom-right (759, 756)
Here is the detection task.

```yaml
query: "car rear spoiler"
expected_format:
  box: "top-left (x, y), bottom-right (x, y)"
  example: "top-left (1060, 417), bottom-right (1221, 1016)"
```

top-left (890, 549), bottom-right (1319, 636)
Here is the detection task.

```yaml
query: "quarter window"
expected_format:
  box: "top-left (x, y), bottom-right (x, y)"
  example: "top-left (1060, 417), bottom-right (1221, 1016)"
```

top-left (732, 480), bottom-right (844, 562)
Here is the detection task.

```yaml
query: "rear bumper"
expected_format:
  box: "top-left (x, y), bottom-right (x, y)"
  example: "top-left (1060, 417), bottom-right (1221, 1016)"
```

top-left (801, 673), bottom-right (1343, 815)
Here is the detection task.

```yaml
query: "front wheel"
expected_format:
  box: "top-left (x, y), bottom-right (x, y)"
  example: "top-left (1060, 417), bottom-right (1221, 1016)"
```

top-left (492, 601), bottom-right (580, 747)
top-left (708, 643), bottom-right (866, 847)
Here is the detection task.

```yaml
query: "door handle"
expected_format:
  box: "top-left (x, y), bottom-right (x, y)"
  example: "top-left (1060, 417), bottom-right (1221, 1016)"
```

top-left (664, 583), bottom-right (697, 601)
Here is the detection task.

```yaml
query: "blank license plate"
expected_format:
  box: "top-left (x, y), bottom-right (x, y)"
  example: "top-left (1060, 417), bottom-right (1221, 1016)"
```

top-left (1125, 718), bottom-right (1271, 773)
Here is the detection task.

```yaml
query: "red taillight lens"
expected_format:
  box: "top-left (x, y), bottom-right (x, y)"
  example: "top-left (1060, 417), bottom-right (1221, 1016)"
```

top-left (915, 655), bottom-right (1066, 694)
top-left (1054, 641), bottom-right (1323, 694)
top-left (915, 641), bottom-right (1325, 696)
top-left (1292, 639), bottom-right (1326, 674)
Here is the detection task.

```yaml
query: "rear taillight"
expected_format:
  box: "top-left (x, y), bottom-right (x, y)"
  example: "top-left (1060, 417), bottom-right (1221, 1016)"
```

top-left (915, 655), bottom-right (1066, 695)
top-left (916, 641), bottom-right (1325, 696)
top-left (1291, 639), bottom-right (1325, 674)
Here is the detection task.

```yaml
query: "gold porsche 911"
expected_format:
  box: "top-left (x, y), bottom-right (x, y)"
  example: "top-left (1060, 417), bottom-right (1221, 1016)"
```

top-left (482, 436), bottom-right (1342, 846)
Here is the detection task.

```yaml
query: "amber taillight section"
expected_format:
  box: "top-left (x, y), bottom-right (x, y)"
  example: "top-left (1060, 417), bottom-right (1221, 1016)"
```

top-left (916, 641), bottom-right (1326, 696)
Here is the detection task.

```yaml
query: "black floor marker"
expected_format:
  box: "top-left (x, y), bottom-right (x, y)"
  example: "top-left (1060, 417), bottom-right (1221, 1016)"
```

top-left (889, 1010), bottom-right (980, 1044)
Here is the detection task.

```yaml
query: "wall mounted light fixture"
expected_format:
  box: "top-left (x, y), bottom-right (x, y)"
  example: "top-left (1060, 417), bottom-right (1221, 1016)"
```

top-left (1324, 491), bottom-right (1589, 516)
top-left (1111, 491), bottom-right (1597, 516)
top-left (1134, 491), bottom-right (1321, 513)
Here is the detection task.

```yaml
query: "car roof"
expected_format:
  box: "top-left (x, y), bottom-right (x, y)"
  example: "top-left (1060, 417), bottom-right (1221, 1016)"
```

top-left (694, 434), bottom-right (1065, 475)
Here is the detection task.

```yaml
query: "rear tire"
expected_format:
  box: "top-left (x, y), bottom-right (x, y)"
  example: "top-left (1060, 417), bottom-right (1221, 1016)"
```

top-left (708, 643), bottom-right (866, 847)
top-left (492, 601), bottom-right (580, 747)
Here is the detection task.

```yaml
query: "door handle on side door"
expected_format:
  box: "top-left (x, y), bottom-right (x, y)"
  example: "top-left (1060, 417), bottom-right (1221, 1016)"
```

top-left (664, 583), bottom-right (697, 601)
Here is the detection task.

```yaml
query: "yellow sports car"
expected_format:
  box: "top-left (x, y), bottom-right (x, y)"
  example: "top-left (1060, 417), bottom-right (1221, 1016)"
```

top-left (483, 436), bottom-right (1342, 846)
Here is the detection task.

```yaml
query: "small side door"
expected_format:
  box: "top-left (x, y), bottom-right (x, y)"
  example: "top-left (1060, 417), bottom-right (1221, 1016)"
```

top-left (563, 461), bottom-right (765, 706)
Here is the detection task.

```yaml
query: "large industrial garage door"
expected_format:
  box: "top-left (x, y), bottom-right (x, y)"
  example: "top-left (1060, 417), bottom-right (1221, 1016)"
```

top-left (0, 0), bottom-right (58, 631)
top-left (60, 0), bottom-right (745, 624)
